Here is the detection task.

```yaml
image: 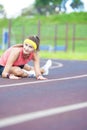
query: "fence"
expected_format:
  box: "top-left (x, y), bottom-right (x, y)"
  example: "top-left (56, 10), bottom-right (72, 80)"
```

top-left (0, 20), bottom-right (87, 52)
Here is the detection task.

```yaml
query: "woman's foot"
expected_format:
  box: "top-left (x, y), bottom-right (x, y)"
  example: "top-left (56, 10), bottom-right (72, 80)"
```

top-left (42, 59), bottom-right (52, 75)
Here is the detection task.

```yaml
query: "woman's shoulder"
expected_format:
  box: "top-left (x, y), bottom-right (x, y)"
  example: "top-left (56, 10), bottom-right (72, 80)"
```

top-left (11, 46), bottom-right (22, 55)
top-left (12, 44), bottom-right (23, 48)
top-left (12, 47), bottom-right (21, 51)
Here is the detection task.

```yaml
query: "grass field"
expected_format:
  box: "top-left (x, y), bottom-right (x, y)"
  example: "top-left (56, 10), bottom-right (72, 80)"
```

top-left (0, 12), bottom-right (87, 60)
top-left (40, 51), bottom-right (87, 60)
top-left (0, 50), bottom-right (87, 60)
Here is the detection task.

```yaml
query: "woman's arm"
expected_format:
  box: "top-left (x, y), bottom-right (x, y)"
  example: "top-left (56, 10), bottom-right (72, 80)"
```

top-left (2, 48), bottom-right (20, 78)
top-left (33, 52), bottom-right (41, 76)
top-left (33, 52), bottom-right (46, 80)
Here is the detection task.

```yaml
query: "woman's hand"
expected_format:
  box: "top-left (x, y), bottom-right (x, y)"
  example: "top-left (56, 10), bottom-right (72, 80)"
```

top-left (36, 75), bottom-right (47, 80)
top-left (9, 74), bottom-right (21, 79)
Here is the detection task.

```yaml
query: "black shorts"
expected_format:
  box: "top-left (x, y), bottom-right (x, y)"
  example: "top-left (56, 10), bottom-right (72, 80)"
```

top-left (0, 65), bottom-right (24, 76)
top-left (0, 65), bottom-right (4, 75)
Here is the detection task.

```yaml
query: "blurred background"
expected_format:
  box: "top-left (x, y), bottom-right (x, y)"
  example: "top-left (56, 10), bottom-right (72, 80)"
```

top-left (0, 0), bottom-right (87, 60)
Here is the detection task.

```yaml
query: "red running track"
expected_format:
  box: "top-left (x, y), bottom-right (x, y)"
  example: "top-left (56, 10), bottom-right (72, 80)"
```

top-left (0, 59), bottom-right (87, 130)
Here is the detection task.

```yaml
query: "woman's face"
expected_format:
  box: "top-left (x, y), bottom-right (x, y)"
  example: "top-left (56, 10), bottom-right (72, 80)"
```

top-left (23, 43), bottom-right (34, 55)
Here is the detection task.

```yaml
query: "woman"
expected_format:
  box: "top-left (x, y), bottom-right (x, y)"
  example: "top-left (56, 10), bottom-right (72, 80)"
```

top-left (0, 35), bottom-right (52, 80)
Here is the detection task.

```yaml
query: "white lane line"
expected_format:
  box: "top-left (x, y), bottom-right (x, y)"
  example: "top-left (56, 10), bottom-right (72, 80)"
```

top-left (0, 102), bottom-right (87, 128)
top-left (0, 74), bottom-right (87, 88)
top-left (41, 61), bottom-right (63, 69)
top-left (51, 61), bottom-right (63, 69)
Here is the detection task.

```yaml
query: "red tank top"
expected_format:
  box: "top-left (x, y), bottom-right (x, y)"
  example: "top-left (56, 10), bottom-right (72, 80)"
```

top-left (0, 47), bottom-right (34, 66)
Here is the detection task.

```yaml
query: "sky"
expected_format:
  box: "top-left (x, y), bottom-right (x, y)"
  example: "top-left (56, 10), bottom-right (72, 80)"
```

top-left (0, 0), bottom-right (87, 18)
top-left (65, 0), bottom-right (87, 13)
top-left (0, 0), bottom-right (35, 18)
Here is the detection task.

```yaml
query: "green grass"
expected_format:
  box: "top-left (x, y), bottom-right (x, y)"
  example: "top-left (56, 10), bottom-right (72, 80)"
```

top-left (40, 51), bottom-right (87, 60)
top-left (0, 12), bottom-right (87, 60)
top-left (1, 50), bottom-right (87, 60)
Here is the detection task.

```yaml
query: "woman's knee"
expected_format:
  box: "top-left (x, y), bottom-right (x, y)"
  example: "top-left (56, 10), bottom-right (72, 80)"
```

top-left (12, 67), bottom-right (24, 76)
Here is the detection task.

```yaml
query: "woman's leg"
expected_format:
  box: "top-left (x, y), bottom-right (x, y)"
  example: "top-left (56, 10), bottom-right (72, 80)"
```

top-left (23, 64), bottom-right (33, 71)
top-left (10, 66), bottom-right (28, 77)
top-left (22, 60), bottom-right (52, 77)
top-left (23, 64), bottom-right (45, 74)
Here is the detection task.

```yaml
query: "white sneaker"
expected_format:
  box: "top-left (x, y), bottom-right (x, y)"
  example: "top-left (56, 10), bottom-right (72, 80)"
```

top-left (42, 59), bottom-right (52, 75)
top-left (23, 69), bottom-right (36, 78)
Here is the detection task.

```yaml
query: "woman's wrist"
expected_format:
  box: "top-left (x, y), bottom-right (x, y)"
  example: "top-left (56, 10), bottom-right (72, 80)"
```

top-left (36, 74), bottom-right (46, 80)
top-left (6, 73), bottom-right (10, 78)
top-left (36, 74), bottom-right (42, 79)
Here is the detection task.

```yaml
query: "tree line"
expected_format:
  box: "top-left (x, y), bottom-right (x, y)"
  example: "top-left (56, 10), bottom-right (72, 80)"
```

top-left (0, 0), bottom-right (84, 18)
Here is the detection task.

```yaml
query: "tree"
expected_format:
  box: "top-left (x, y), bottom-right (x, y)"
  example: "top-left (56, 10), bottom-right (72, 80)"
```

top-left (34, 0), bottom-right (63, 14)
top-left (0, 4), bottom-right (6, 18)
top-left (70, 0), bottom-right (84, 11)
top-left (34, 0), bottom-right (84, 15)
